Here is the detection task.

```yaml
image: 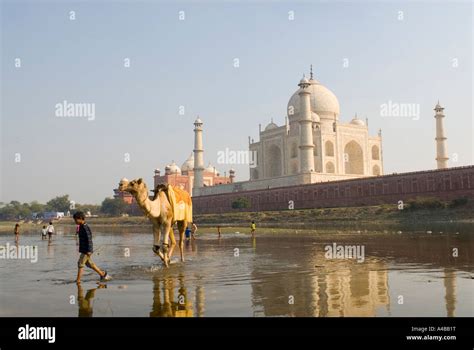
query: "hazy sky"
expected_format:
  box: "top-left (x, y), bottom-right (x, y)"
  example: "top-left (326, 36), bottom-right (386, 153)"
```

top-left (1, 0), bottom-right (472, 204)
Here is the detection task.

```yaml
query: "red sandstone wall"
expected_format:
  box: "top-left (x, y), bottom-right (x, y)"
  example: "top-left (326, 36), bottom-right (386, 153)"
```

top-left (193, 166), bottom-right (474, 214)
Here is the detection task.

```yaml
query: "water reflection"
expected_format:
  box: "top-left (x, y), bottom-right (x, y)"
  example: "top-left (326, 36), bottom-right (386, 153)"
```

top-left (444, 268), bottom-right (456, 317)
top-left (149, 274), bottom-right (193, 317)
top-left (77, 284), bottom-right (106, 317)
top-left (249, 234), bottom-right (472, 317)
top-left (2, 227), bottom-right (470, 317)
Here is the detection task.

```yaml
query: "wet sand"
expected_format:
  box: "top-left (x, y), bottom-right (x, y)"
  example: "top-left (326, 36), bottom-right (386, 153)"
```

top-left (0, 227), bottom-right (473, 317)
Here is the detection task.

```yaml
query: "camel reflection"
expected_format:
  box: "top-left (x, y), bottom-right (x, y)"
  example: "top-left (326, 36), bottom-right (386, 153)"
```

top-left (149, 274), bottom-right (195, 317)
top-left (77, 283), bottom-right (106, 317)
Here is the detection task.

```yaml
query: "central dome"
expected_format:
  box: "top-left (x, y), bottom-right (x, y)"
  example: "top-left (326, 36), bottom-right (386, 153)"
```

top-left (287, 78), bottom-right (340, 121)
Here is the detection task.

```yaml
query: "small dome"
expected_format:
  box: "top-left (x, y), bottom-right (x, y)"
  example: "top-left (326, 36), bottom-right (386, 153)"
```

top-left (194, 117), bottom-right (203, 124)
top-left (311, 112), bottom-right (320, 123)
top-left (434, 101), bottom-right (444, 111)
top-left (299, 77), bottom-right (309, 85)
top-left (167, 161), bottom-right (181, 174)
top-left (350, 115), bottom-right (365, 126)
top-left (181, 153), bottom-right (194, 172)
top-left (205, 163), bottom-right (218, 175)
top-left (264, 122), bottom-right (278, 131)
top-left (154, 168), bottom-right (161, 174)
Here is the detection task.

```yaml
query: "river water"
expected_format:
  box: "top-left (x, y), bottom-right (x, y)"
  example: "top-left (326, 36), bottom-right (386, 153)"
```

top-left (0, 226), bottom-right (472, 317)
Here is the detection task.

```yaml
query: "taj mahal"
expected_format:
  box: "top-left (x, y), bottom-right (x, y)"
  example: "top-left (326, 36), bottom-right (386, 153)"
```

top-left (114, 66), bottom-right (450, 202)
top-left (113, 65), bottom-right (462, 212)
top-left (249, 67), bottom-right (383, 182)
top-left (192, 67), bottom-right (390, 197)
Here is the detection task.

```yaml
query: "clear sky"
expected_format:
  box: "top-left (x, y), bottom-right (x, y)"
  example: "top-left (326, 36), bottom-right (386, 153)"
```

top-left (1, 0), bottom-right (472, 204)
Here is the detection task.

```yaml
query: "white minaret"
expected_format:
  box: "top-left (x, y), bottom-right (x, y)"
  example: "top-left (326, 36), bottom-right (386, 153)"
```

top-left (298, 76), bottom-right (315, 173)
top-left (434, 101), bottom-right (449, 169)
top-left (193, 117), bottom-right (204, 191)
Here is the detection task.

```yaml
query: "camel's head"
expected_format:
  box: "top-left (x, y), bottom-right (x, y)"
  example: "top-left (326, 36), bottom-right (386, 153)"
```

top-left (118, 177), bottom-right (147, 195)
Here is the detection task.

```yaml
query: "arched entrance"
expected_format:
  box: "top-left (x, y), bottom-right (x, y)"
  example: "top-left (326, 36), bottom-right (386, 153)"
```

top-left (267, 145), bottom-right (282, 177)
top-left (344, 141), bottom-right (364, 175)
top-left (372, 165), bottom-right (380, 175)
top-left (326, 161), bottom-right (335, 173)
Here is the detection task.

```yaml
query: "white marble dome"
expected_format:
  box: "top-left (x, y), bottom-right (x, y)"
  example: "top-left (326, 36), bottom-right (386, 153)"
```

top-left (350, 115), bottom-right (365, 126)
top-left (181, 153), bottom-right (194, 172)
top-left (287, 78), bottom-right (340, 120)
top-left (265, 121), bottom-right (278, 131)
top-left (166, 161), bottom-right (181, 174)
top-left (311, 112), bottom-right (320, 123)
top-left (205, 163), bottom-right (219, 175)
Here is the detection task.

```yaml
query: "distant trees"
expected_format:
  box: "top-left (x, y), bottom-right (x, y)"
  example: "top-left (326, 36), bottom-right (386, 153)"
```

top-left (0, 201), bottom-right (38, 220)
top-left (231, 197), bottom-right (250, 209)
top-left (0, 195), bottom-right (128, 220)
top-left (45, 195), bottom-right (71, 213)
top-left (405, 196), bottom-right (470, 210)
top-left (100, 198), bottom-right (128, 216)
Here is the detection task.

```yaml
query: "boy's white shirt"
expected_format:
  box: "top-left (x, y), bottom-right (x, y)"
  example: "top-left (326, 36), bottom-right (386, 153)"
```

top-left (47, 225), bottom-right (54, 233)
top-left (41, 229), bottom-right (47, 235)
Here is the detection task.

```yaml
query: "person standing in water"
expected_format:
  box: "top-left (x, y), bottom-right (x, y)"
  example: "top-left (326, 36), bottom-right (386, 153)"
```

top-left (73, 211), bottom-right (111, 284)
top-left (46, 221), bottom-right (55, 241)
top-left (250, 221), bottom-right (256, 237)
top-left (41, 225), bottom-right (47, 240)
top-left (217, 225), bottom-right (221, 238)
top-left (14, 224), bottom-right (20, 243)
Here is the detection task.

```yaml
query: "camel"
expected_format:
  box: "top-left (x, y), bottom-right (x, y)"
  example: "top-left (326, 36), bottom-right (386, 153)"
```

top-left (118, 178), bottom-right (193, 267)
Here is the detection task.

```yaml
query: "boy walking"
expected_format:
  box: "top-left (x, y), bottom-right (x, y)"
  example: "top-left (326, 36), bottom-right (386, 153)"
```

top-left (73, 211), bottom-right (111, 284)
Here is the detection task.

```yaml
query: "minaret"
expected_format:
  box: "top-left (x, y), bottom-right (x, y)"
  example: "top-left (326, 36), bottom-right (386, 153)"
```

top-left (193, 117), bottom-right (204, 191)
top-left (434, 101), bottom-right (449, 169)
top-left (229, 168), bottom-right (235, 183)
top-left (298, 76), bottom-right (315, 173)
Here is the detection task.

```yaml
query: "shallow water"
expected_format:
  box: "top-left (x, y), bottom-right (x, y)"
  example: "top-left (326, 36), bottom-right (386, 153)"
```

top-left (0, 226), bottom-right (473, 317)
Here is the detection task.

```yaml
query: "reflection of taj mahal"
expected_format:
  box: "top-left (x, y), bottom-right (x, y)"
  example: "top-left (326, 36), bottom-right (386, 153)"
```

top-left (249, 67), bottom-right (383, 182)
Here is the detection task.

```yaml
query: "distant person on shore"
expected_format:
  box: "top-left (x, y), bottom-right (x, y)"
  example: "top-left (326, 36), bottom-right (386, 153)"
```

top-left (41, 225), bottom-right (47, 240)
top-left (14, 223), bottom-right (20, 243)
top-left (217, 225), bottom-right (221, 238)
top-left (46, 222), bottom-right (55, 241)
top-left (73, 211), bottom-right (111, 284)
top-left (191, 222), bottom-right (197, 240)
top-left (250, 221), bottom-right (256, 237)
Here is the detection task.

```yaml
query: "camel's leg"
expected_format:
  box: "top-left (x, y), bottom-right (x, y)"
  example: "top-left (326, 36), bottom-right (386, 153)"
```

top-left (161, 221), bottom-right (172, 267)
top-left (168, 225), bottom-right (177, 260)
top-left (177, 221), bottom-right (186, 262)
top-left (152, 222), bottom-right (165, 262)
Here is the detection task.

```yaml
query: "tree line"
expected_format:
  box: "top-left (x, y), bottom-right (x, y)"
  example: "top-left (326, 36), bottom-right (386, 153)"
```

top-left (0, 195), bottom-right (133, 220)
